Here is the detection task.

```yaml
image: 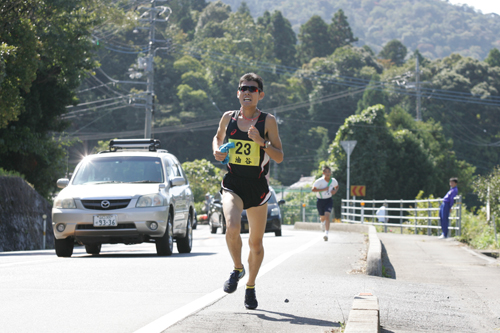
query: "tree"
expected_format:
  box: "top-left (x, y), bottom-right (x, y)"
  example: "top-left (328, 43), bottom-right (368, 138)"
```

top-left (237, 1), bottom-right (251, 16)
top-left (326, 104), bottom-right (474, 215)
top-left (0, 0), bottom-right (117, 198)
top-left (297, 15), bottom-right (331, 64)
top-left (473, 167), bottom-right (500, 221)
top-left (0, 2), bottom-right (39, 128)
top-left (328, 9), bottom-right (358, 53)
top-left (356, 74), bottom-right (388, 113)
top-left (485, 48), bottom-right (500, 68)
top-left (258, 10), bottom-right (297, 67)
top-left (181, 159), bottom-right (223, 204)
top-left (378, 39), bottom-right (408, 66)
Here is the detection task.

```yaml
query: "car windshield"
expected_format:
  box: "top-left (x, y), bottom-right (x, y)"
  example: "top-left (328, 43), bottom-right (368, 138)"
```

top-left (268, 191), bottom-right (277, 204)
top-left (72, 156), bottom-right (164, 185)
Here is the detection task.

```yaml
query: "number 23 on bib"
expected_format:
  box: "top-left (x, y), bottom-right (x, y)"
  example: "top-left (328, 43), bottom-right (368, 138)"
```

top-left (228, 139), bottom-right (260, 166)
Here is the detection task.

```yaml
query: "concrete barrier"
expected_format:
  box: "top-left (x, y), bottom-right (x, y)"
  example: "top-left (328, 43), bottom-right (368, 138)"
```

top-left (366, 226), bottom-right (382, 277)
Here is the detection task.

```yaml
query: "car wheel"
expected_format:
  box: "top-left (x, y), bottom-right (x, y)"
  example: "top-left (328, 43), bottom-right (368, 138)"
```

top-left (222, 214), bottom-right (226, 234)
top-left (85, 243), bottom-right (101, 255)
top-left (177, 213), bottom-right (193, 253)
top-left (156, 212), bottom-right (173, 256)
top-left (210, 219), bottom-right (217, 234)
top-left (275, 229), bottom-right (282, 237)
top-left (55, 238), bottom-right (74, 257)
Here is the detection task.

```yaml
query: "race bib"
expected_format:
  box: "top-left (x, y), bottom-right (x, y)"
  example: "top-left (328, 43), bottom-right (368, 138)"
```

top-left (228, 139), bottom-right (260, 166)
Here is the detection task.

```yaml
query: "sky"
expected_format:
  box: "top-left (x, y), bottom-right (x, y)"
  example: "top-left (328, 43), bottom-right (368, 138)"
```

top-left (447, 0), bottom-right (500, 15)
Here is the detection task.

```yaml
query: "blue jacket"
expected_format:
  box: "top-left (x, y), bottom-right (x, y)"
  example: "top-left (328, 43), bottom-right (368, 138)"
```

top-left (443, 186), bottom-right (458, 206)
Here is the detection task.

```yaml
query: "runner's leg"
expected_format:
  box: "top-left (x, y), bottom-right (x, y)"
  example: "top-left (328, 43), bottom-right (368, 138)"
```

top-left (324, 211), bottom-right (331, 231)
top-left (246, 203), bottom-right (268, 286)
top-left (222, 190), bottom-right (244, 269)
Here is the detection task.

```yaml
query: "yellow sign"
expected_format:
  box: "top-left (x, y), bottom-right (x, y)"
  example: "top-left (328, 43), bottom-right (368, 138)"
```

top-left (350, 185), bottom-right (366, 197)
top-left (228, 139), bottom-right (260, 166)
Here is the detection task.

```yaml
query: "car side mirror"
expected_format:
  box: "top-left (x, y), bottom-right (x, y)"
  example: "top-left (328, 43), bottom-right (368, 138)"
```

top-left (57, 178), bottom-right (69, 189)
top-left (278, 199), bottom-right (285, 206)
top-left (170, 177), bottom-right (185, 186)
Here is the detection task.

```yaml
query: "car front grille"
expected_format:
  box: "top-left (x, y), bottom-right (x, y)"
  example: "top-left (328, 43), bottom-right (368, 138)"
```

top-left (77, 223), bottom-right (136, 230)
top-left (81, 199), bottom-right (131, 210)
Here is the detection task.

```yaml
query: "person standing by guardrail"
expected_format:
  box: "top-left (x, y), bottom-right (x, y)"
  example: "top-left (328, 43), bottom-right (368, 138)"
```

top-left (439, 177), bottom-right (458, 239)
top-left (212, 72), bottom-right (284, 310)
top-left (312, 165), bottom-right (339, 241)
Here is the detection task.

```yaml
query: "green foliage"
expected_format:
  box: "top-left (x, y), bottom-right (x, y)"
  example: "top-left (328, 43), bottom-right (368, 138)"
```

top-left (0, 167), bottom-right (25, 179)
top-left (181, 159), bottom-right (224, 203)
top-left (297, 15), bottom-right (332, 64)
top-left (378, 39), bottom-right (408, 66)
top-left (216, 0), bottom-right (500, 60)
top-left (0, 0), bottom-right (119, 199)
top-left (457, 207), bottom-right (499, 250)
top-left (328, 9), bottom-right (358, 52)
top-left (257, 10), bottom-right (297, 67)
top-left (473, 166), bottom-right (500, 219)
top-left (326, 104), bottom-right (475, 216)
top-left (485, 48), bottom-right (500, 68)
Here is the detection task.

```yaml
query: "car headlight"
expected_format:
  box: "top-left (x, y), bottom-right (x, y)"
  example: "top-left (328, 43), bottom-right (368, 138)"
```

top-left (136, 194), bottom-right (165, 207)
top-left (270, 207), bottom-right (280, 216)
top-left (54, 197), bottom-right (77, 209)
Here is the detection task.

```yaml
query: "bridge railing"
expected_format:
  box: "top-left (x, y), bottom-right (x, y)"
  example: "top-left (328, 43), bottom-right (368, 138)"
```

top-left (340, 196), bottom-right (462, 236)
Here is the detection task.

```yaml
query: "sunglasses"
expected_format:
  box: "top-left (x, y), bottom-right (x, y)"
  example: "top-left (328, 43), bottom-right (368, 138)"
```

top-left (239, 86), bottom-right (260, 93)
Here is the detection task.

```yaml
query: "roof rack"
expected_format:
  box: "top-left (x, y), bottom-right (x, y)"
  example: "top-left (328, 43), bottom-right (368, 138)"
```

top-left (109, 139), bottom-right (161, 152)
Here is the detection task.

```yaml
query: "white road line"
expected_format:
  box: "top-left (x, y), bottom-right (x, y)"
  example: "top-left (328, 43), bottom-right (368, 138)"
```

top-left (134, 236), bottom-right (321, 333)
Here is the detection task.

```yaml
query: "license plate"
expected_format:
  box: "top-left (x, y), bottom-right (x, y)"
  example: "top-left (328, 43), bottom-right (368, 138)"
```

top-left (243, 223), bottom-right (248, 230)
top-left (93, 215), bottom-right (117, 227)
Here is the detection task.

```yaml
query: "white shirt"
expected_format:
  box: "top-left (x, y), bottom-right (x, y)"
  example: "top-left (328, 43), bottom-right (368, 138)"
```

top-left (313, 177), bottom-right (338, 199)
top-left (376, 206), bottom-right (387, 222)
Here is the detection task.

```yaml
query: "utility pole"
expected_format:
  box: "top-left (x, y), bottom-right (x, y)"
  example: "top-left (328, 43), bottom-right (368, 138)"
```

top-left (416, 56), bottom-right (421, 121)
top-left (135, 1), bottom-right (171, 138)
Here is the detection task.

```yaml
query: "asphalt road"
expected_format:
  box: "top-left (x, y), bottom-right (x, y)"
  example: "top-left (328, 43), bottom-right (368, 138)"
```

top-left (4, 224), bottom-right (497, 333)
top-left (0, 225), bottom-right (368, 333)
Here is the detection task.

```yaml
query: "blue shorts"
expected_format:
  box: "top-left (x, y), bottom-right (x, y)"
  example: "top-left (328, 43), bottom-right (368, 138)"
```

top-left (316, 198), bottom-right (333, 216)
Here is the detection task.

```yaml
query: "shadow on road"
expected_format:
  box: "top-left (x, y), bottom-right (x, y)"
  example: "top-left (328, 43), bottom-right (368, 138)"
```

top-left (244, 309), bottom-right (340, 328)
top-left (381, 241), bottom-right (396, 279)
top-left (72, 252), bottom-right (218, 259)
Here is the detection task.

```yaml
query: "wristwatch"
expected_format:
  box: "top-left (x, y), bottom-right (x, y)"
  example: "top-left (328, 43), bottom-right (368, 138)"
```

top-left (264, 140), bottom-right (271, 149)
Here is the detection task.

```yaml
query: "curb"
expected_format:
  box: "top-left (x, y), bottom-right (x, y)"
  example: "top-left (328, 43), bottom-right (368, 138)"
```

top-left (293, 222), bottom-right (381, 332)
top-left (366, 226), bottom-right (382, 277)
top-left (344, 293), bottom-right (380, 333)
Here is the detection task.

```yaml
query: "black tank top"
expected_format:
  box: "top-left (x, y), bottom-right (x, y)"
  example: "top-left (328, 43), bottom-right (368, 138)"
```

top-left (225, 110), bottom-right (270, 179)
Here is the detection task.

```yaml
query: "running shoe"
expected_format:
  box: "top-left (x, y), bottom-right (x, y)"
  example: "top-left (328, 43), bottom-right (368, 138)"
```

top-left (244, 287), bottom-right (258, 309)
top-left (223, 267), bottom-right (245, 293)
top-left (323, 234), bottom-right (328, 241)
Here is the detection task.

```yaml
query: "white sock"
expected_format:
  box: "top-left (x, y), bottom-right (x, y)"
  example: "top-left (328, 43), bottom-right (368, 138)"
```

top-left (325, 230), bottom-right (329, 235)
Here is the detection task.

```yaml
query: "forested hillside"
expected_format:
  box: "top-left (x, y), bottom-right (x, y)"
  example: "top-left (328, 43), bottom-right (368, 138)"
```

top-left (214, 0), bottom-right (500, 60)
top-left (1, 0), bottom-right (499, 206)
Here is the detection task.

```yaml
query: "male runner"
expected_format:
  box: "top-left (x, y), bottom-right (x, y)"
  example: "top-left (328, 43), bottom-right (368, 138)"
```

top-left (212, 73), bottom-right (284, 309)
top-left (312, 166), bottom-right (338, 241)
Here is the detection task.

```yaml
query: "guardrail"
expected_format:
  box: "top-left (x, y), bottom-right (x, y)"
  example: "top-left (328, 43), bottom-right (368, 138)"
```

top-left (340, 197), bottom-right (462, 236)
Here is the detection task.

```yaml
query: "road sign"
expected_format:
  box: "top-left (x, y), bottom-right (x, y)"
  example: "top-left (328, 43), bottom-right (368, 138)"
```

top-left (341, 140), bottom-right (357, 156)
top-left (350, 185), bottom-right (366, 197)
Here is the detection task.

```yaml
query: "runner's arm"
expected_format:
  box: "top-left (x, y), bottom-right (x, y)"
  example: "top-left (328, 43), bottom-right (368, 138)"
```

top-left (213, 112), bottom-right (232, 162)
top-left (262, 114), bottom-right (284, 163)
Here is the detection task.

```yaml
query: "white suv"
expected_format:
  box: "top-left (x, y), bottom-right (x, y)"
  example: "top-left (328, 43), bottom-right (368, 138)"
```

top-left (52, 139), bottom-right (194, 257)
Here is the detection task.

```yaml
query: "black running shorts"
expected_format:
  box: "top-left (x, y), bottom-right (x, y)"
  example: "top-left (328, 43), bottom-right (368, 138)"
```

top-left (316, 197), bottom-right (333, 216)
top-left (221, 173), bottom-right (270, 209)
